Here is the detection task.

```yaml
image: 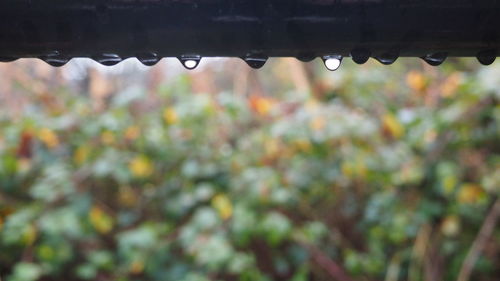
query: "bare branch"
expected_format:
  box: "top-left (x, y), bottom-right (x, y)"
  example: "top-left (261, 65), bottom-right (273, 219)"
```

top-left (457, 197), bottom-right (500, 281)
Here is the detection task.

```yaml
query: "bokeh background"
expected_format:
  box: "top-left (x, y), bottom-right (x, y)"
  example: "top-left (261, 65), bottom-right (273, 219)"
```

top-left (0, 57), bottom-right (499, 281)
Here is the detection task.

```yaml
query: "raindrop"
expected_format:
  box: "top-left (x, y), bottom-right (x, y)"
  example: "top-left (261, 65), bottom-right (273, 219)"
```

top-left (242, 54), bottom-right (268, 69)
top-left (296, 53), bottom-right (316, 62)
top-left (375, 53), bottom-right (399, 65)
top-left (0, 57), bottom-right (18, 63)
top-left (184, 60), bottom-right (198, 69)
top-left (350, 48), bottom-right (371, 65)
top-left (41, 57), bottom-right (69, 67)
top-left (39, 51), bottom-right (69, 67)
top-left (476, 50), bottom-right (496, 65)
top-left (421, 52), bottom-right (447, 66)
top-left (137, 52), bottom-right (161, 66)
top-left (322, 55), bottom-right (342, 71)
top-left (178, 55), bottom-right (201, 70)
top-left (92, 53), bottom-right (122, 66)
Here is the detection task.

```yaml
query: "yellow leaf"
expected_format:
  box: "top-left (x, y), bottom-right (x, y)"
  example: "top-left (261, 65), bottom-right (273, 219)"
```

top-left (119, 187), bottom-right (137, 207)
top-left (442, 175), bottom-right (457, 194)
top-left (457, 184), bottom-right (485, 204)
top-left (22, 224), bottom-right (37, 245)
top-left (341, 160), bottom-right (367, 179)
top-left (130, 260), bottom-right (145, 274)
top-left (38, 128), bottom-right (59, 148)
top-left (124, 126), bottom-right (141, 141)
top-left (265, 139), bottom-right (281, 157)
top-left (293, 139), bottom-right (312, 153)
top-left (406, 71), bottom-right (426, 92)
top-left (74, 145), bottom-right (90, 165)
top-left (441, 215), bottom-right (460, 237)
top-left (89, 207), bottom-right (114, 234)
top-left (356, 161), bottom-right (368, 179)
top-left (100, 131), bottom-right (115, 145)
top-left (212, 194), bottom-right (233, 220)
top-left (310, 116), bottom-right (326, 132)
top-left (383, 113), bottom-right (405, 139)
top-left (129, 155), bottom-right (154, 178)
top-left (163, 107), bottom-right (178, 125)
top-left (38, 245), bottom-right (55, 260)
top-left (341, 162), bottom-right (354, 178)
top-left (250, 96), bottom-right (275, 116)
top-left (440, 73), bottom-right (462, 98)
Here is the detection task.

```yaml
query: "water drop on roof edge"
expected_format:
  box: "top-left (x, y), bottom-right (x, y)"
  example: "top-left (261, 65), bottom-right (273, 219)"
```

top-left (92, 53), bottom-right (122, 66)
top-left (178, 55), bottom-right (201, 70)
top-left (421, 52), bottom-right (447, 66)
top-left (322, 55), bottom-right (343, 71)
top-left (351, 48), bottom-right (371, 65)
top-left (477, 50), bottom-right (496, 65)
top-left (137, 52), bottom-right (161, 66)
top-left (242, 54), bottom-right (268, 69)
top-left (375, 53), bottom-right (399, 65)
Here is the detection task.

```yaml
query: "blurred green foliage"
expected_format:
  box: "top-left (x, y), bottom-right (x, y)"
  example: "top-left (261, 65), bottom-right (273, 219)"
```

top-left (0, 58), bottom-right (499, 281)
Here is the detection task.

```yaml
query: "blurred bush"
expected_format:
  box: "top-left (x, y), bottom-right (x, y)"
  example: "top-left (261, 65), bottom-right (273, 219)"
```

top-left (0, 58), bottom-right (499, 281)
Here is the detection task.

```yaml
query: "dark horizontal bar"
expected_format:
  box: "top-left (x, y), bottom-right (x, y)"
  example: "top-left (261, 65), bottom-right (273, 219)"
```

top-left (0, 0), bottom-right (499, 66)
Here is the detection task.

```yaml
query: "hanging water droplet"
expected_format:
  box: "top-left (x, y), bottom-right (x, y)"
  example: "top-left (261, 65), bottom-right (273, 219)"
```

top-left (322, 55), bottom-right (342, 71)
top-left (350, 48), bottom-right (371, 65)
top-left (0, 57), bottom-right (18, 63)
top-left (92, 53), bottom-right (122, 66)
top-left (375, 53), bottom-right (399, 65)
top-left (137, 52), bottom-right (160, 66)
top-left (39, 51), bottom-right (68, 67)
top-left (178, 55), bottom-right (201, 70)
top-left (242, 54), bottom-right (268, 69)
top-left (476, 50), bottom-right (496, 65)
top-left (296, 53), bottom-right (316, 62)
top-left (421, 52), bottom-right (447, 66)
top-left (41, 57), bottom-right (69, 67)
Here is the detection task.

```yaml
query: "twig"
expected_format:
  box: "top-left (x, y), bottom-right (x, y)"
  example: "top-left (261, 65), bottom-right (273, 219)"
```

top-left (408, 224), bottom-right (432, 281)
top-left (300, 242), bottom-right (355, 281)
top-left (385, 252), bottom-right (402, 281)
top-left (457, 197), bottom-right (500, 281)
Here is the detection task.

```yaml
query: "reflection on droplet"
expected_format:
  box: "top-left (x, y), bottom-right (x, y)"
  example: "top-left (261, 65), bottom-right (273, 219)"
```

top-left (0, 57), bottom-right (18, 63)
top-left (39, 51), bottom-right (69, 67)
top-left (350, 48), bottom-right (371, 65)
top-left (242, 54), bottom-right (268, 69)
top-left (184, 60), bottom-right (197, 69)
top-left (421, 52), bottom-right (447, 66)
top-left (322, 55), bottom-right (342, 71)
top-left (42, 57), bottom-right (69, 67)
top-left (178, 55), bottom-right (201, 70)
top-left (476, 50), bottom-right (496, 65)
top-left (92, 53), bottom-right (122, 66)
top-left (375, 53), bottom-right (399, 65)
top-left (137, 52), bottom-right (160, 66)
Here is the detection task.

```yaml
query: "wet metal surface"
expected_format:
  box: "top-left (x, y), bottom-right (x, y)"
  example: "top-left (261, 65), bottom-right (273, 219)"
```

top-left (0, 0), bottom-right (499, 67)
